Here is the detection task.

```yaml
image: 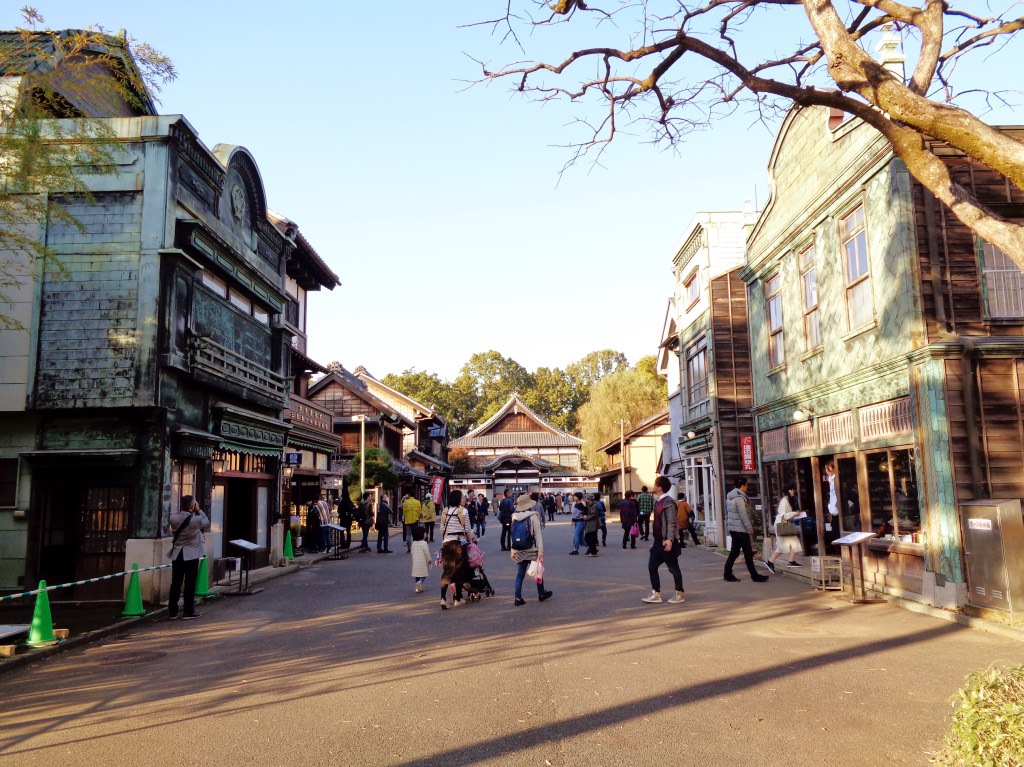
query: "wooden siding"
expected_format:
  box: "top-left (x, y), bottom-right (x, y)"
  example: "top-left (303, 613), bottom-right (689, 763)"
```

top-left (943, 357), bottom-right (1024, 505)
top-left (710, 271), bottom-right (757, 493)
top-left (913, 152), bottom-right (1024, 340)
top-left (491, 412), bottom-right (544, 434)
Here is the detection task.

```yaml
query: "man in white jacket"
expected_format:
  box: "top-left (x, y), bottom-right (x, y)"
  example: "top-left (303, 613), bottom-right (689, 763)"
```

top-left (167, 494), bottom-right (211, 619)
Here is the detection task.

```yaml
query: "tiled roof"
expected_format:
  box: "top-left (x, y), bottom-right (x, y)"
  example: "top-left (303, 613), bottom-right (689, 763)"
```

top-left (453, 393), bottom-right (583, 447)
top-left (451, 432), bottom-right (582, 448)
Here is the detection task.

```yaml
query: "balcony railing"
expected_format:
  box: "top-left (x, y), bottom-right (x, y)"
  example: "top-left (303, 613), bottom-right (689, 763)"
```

top-left (191, 335), bottom-right (287, 401)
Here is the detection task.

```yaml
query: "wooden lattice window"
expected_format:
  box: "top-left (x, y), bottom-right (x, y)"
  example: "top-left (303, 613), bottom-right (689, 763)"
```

top-left (981, 239), bottom-right (1024, 318)
top-left (787, 421), bottom-right (816, 452)
top-left (761, 427), bottom-right (787, 457)
top-left (859, 398), bottom-right (911, 441)
top-left (819, 412), bottom-right (854, 447)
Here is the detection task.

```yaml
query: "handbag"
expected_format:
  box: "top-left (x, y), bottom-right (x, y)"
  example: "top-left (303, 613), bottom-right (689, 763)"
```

top-left (526, 560), bottom-right (544, 582)
top-left (776, 521), bottom-right (800, 536)
top-left (629, 523), bottom-right (640, 537)
top-left (167, 513), bottom-right (193, 559)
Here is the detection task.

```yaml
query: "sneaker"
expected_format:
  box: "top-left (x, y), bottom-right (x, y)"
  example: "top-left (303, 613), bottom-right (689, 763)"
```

top-left (451, 600), bottom-right (464, 608)
top-left (514, 598), bottom-right (526, 606)
top-left (787, 561), bottom-right (803, 568)
top-left (752, 574), bottom-right (770, 582)
top-left (569, 550), bottom-right (579, 555)
top-left (440, 599), bottom-right (448, 610)
top-left (764, 561), bottom-right (778, 574)
top-left (415, 584), bottom-right (424, 593)
top-left (585, 552), bottom-right (597, 557)
top-left (539, 591), bottom-right (553, 602)
top-left (724, 573), bottom-right (741, 582)
top-left (642, 591), bottom-right (663, 603)
top-left (167, 614), bottom-right (178, 621)
top-left (181, 612), bottom-right (201, 620)
top-left (667, 591), bottom-right (686, 604)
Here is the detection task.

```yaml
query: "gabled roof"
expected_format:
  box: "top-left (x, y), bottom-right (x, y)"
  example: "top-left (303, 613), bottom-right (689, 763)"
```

top-left (307, 365), bottom-right (413, 428)
top-left (353, 366), bottom-right (445, 425)
top-left (597, 409), bottom-right (671, 454)
top-left (481, 450), bottom-right (560, 472)
top-left (451, 393), bottom-right (582, 448)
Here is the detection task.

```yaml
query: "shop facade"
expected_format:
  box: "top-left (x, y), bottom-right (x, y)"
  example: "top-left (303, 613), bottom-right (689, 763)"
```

top-left (744, 105), bottom-right (1024, 611)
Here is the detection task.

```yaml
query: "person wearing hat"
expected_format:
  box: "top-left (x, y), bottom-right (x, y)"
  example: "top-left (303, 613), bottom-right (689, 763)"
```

top-left (510, 492), bottom-right (553, 606)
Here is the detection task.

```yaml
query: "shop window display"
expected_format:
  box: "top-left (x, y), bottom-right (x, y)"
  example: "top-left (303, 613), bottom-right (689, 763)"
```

top-left (867, 449), bottom-right (921, 541)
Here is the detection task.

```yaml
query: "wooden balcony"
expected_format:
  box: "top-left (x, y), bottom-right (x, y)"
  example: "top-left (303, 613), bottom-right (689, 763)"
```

top-left (190, 335), bottom-right (287, 406)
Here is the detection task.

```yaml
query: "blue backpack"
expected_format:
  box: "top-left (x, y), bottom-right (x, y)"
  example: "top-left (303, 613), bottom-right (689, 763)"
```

top-left (510, 517), bottom-right (535, 550)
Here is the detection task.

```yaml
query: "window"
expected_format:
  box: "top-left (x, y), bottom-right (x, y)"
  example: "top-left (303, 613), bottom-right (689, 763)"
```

top-left (766, 274), bottom-right (784, 367)
top-left (0, 458), bottom-right (17, 506)
top-left (981, 239), bottom-right (1024, 318)
top-left (201, 271), bottom-right (228, 298)
top-left (171, 459), bottom-right (197, 508)
top-left (228, 289), bottom-right (252, 314)
top-left (684, 270), bottom-right (700, 307)
top-left (686, 345), bottom-right (709, 418)
top-left (800, 245), bottom-right (821, 350)
top-left (253, 306), bottom-right (270, 325)
top-left (841, 205), bottom-right (873, 329)
top-left (866, 449), bottom-right (921, 541)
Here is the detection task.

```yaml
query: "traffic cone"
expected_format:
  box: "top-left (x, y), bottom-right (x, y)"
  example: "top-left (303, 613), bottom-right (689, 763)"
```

top-left (121, 563), bottom-right (146, 617)
top-left (283, 530), bottom-right (294, 561)
top-left (27, 581), bottom-right (57, 646)
top-left (194, 557), bottom-right (211, 597)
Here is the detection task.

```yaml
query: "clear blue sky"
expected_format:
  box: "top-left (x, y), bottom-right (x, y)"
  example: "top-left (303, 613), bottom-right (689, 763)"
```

top-left (7, 3), bottom-right (1020, 380)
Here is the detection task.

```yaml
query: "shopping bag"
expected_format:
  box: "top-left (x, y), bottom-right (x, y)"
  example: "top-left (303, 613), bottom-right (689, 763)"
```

top-left (527, 560), bottom-right (545, 583)
top-left (629, 523), bottom-right (640, 537)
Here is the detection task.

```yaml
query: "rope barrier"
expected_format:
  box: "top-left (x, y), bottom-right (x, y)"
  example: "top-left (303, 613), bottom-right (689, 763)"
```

top-left (0, 561), bottom-right (177, 603)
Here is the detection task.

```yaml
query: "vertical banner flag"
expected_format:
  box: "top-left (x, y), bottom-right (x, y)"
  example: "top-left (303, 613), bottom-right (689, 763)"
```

top-left (430, 475), bottom-right (445, 505)
top-left (740, 436), bottom-right (756, 472)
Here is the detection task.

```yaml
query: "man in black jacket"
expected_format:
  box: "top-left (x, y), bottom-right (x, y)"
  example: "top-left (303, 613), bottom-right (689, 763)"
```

top-left (498, 489), bottom-right (515, 551)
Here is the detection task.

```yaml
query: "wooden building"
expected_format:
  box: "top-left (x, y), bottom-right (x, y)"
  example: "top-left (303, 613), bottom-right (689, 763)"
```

top-left (0, 32), bottom-right (339, 599)
top-left (595, 411), bottom-right (671, 499)
top-left (742, 104), bottom-right (1024, 611)
top-left (663, 212), bottom-right (760, 546)
top-left (448, 394), bottom-right (592, 499)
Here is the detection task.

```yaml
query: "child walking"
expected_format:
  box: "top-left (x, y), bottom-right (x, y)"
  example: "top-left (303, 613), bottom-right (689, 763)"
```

top-left (411, 526), bottom-right (431, 593)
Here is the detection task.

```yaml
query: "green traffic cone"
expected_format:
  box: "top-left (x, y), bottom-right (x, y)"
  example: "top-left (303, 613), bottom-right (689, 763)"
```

top-left (194, 557), bottom-right (210, 597)
top-left (121, 563), bottom-right (146, 617)
top-left (27, 581), bottom-right (57, 646)
top-left (283, 530), bottom-right (294, 560)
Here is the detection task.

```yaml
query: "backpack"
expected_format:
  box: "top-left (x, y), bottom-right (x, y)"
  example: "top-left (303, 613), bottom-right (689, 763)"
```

top-left (510, 516), bottom-right (535, 550)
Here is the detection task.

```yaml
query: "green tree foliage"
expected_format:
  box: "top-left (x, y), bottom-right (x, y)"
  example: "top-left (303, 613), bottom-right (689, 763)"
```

top-left (577, 368), bottom-right (667, 470)
top-left (346, 447), bottom-right (398, 492)
top-left (382, 349), bottom-right (633, 439)
top-left (0, 9), bottom-right (175, 328)
top-left (634, 354), bottom-right (668, 399)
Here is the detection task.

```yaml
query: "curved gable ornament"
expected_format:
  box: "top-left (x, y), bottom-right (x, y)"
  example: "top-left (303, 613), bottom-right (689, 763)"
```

top-left (212, 144), bottom-right (268, 242)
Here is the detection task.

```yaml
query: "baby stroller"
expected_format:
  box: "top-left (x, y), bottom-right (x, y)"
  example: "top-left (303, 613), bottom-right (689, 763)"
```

top-left (463, 541), bottom-right (495, 600)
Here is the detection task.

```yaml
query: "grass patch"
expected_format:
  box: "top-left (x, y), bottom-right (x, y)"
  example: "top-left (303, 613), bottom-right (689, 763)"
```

top-left (934, 663), bottom-right (1024, 767)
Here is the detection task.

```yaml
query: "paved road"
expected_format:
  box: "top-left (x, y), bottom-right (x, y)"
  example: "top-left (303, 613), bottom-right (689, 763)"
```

top-left (1, 520), bottom-right (1020, 767)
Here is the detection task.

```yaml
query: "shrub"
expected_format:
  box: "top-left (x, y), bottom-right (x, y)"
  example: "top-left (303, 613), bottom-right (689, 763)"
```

top-left (934, 663), bottom-right (1024, 767)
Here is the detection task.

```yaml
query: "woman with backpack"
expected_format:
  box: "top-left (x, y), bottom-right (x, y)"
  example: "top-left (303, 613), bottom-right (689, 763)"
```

top-left (509, 493), bottom-right (553, 606)
top-left (439, 489), bottom-right (476, 609)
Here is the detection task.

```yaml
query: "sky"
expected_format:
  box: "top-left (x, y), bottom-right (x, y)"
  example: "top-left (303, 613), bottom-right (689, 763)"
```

top-left (6, 2), bottom-right (1021, 381)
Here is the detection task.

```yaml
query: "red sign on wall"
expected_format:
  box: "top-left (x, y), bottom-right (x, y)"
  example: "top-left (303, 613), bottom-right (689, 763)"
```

top-left (740, 436), bottom-right (756, 472)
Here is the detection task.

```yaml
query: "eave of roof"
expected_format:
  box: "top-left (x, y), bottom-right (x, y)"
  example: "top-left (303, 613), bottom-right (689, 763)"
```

top-left (461, 393), bottom-right (577, 442)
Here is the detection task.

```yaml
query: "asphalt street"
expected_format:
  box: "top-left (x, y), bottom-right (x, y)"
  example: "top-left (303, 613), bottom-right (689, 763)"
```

top-left (1, 519), bottom-right (1021, 767)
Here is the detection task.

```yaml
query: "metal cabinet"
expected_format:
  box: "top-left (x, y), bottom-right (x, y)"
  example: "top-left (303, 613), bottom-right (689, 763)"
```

top-left (960, 499), bottom-right (1024, 615)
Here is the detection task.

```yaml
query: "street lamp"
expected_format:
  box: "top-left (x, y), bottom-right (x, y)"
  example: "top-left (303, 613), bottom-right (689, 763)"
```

top-left (350, 415), bottom-right (367, 497)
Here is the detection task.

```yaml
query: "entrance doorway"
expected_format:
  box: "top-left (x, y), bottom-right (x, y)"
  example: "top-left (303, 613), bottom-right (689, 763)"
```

top-left (35, 477), bottom-right (131, 599)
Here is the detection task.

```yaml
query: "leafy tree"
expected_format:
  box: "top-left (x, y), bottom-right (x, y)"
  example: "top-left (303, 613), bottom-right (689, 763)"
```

top-left (522, 365), bottom-right (575, 431)
top-left (576, 368), bottom-right (666, 469)
top-left (634, 354), bottom-right (668, 400)
top-left (346, 447), bottom-right (398, 492)
top-left (0, 9), bottom-right (175, 328)
top-left (470, 2), bottom-right (1024, 269)
top-left (446, 447), bottom-right (473, 474)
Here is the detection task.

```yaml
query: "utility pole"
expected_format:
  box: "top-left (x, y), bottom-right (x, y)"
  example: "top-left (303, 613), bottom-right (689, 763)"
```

top-left (620, 418), bottom-right (626, 500)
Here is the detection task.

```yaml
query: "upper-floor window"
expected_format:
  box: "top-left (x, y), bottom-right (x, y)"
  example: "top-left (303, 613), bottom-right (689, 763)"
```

top-left (981, 238), bottom-right (1024, 319)
top-left (686, 344), bottom-right (709, 419)
top-left (800, 245), bottom-right (821, 351)
top-left (766, 274), bottom-right (784, 368)
top-left (684, 269), bottom-right (700, 308)
top-left (201, 271), bottom-right (228, 298)
top-left (841, 205), bottom-right (873, 329)
top-left (285, 276), bottom-right (306, 332)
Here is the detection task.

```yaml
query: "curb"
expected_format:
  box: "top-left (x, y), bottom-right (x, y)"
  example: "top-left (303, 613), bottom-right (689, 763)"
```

top-left (0, 552), bottom-right (337, 676)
